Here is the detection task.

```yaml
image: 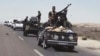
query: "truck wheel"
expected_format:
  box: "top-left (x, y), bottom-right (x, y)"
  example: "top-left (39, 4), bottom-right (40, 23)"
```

top-left (23, 31), bottom-right (27, 36)
top-left (36, 34), bottom-right (39, 40)
top-left (42, 40), bottom-right (49, 49)
top-left (13, 28), bottom-right (16, 30)
top-left (38, 38), bottom-right (42, 46)
top-left (68, 46), bottom-right (74, 51)
top-left (37, 31), bottom-right (41, 40)
top-left (36, 33), bottom-right (38, 37)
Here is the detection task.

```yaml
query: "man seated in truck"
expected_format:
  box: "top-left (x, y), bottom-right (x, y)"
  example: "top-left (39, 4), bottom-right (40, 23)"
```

top-left (48, 4), bottom-right (72, 29)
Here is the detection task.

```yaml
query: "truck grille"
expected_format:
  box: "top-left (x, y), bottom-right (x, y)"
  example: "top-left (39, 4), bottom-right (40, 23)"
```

top-left (45, 31), bottom-right (77, 41)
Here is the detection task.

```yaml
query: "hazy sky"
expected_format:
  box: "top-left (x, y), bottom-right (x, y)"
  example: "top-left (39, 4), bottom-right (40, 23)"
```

top-left (0, 0), bottom-right (100, 23)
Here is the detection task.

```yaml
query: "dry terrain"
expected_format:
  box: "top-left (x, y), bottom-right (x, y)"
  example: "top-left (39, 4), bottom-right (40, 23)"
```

top-left (73, 23), bottom-right (100, 40)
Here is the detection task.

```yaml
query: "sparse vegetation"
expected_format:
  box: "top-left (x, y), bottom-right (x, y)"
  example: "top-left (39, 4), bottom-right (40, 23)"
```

top-left (73, 24), bottom-right (100, 40)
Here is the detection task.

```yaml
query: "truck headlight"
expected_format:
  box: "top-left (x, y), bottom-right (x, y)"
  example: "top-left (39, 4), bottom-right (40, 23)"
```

top-left (54, 35), bottom-right (59, 40)
top-left (69, 35), bottom-right (73, 40)
top-left (62, 36), bottom-right (65, 39)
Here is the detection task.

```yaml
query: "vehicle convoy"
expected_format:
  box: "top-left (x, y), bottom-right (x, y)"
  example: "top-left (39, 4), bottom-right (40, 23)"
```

top-left (37, 3), bottom-right (78, 50)
top-left (23, 17), bottom-right (39, 36)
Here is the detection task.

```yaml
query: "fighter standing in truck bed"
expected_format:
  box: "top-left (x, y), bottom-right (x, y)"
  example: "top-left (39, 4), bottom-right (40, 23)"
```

top-left (48, 6), bottom-right (58, 26)
top-left (37, 11), bottom-right (41, 23)
top-left (23, 16), bottom-right (28, 31)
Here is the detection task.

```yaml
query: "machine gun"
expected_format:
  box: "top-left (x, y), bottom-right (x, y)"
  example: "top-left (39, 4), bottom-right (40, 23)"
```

top-left (56, 3), bottom-right (71, 17)
top-left (58, 3), bottom-right (71, 13)
top-left (55, 3), bottom-right (72, 28)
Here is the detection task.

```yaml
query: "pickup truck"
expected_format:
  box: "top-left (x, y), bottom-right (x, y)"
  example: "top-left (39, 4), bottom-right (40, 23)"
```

top-left (23, 17), bottom-right (39, 36)
top-left (37, 26), bottom-right (78, 50)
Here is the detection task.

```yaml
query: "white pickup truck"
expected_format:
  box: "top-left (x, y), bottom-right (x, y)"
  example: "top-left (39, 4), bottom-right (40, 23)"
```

top-left (13, 21), bottom-right (23, 30)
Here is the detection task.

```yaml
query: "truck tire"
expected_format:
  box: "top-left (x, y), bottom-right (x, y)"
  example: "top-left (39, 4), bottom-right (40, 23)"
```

top-left (36, 33), bottom-right (39, 40)
top-left (42, 40), bottom-right (49, 49)
top-left (37, 31), bottom-right (41, 40)
top-left (36, 33), bottom-right (38, 37)
top-left (13, 28), bottom-right (16, 30)
top-left (23, 31), bottom-right (27, 36)
top-left (38, 38), bottom-right (42, 46)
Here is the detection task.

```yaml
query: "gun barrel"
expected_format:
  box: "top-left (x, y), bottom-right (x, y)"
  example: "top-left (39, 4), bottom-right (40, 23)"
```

top-left (59, 3), bottom-right (71, 13)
